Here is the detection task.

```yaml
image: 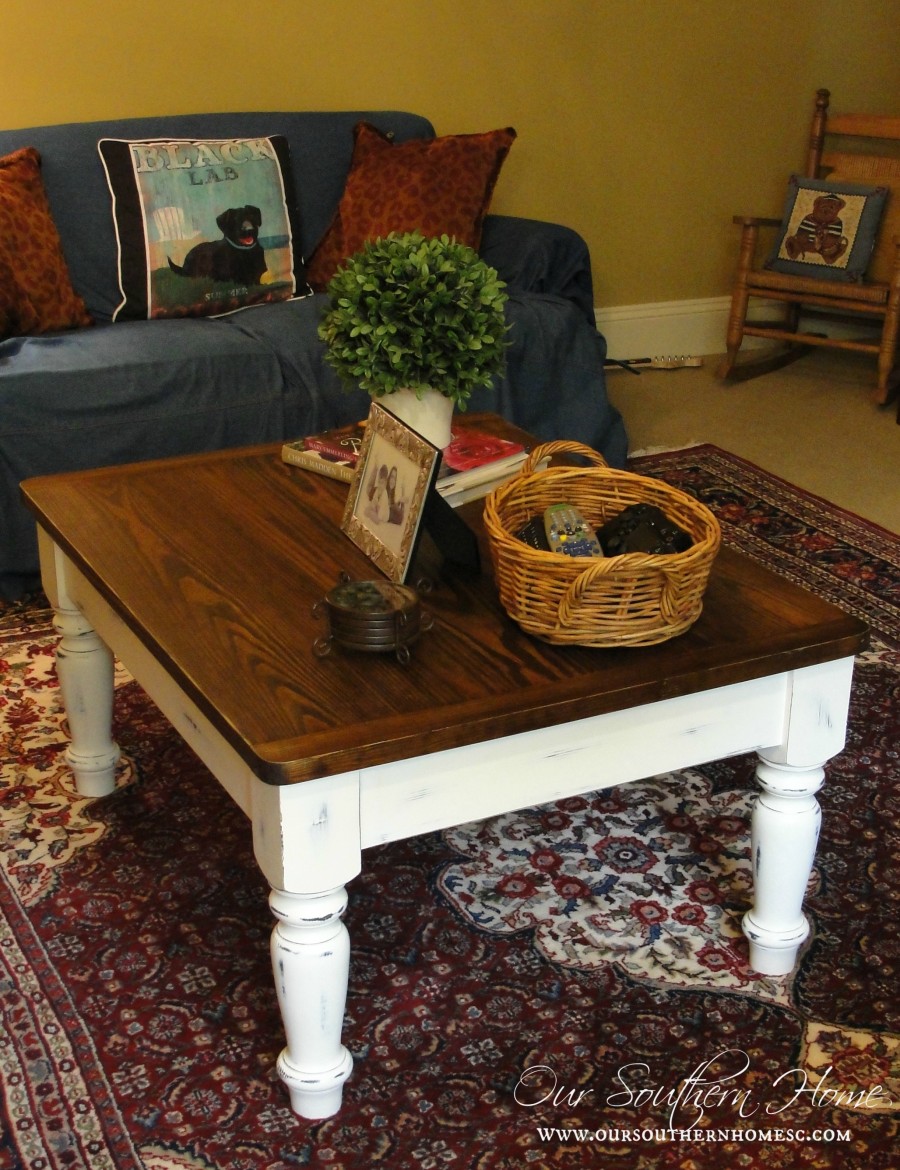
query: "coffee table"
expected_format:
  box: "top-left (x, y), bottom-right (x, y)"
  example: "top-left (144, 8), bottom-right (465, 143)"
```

top-left (21, 424), bottom-right (867, 1119)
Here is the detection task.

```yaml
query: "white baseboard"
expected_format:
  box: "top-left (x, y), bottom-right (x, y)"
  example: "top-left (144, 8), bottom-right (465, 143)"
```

top-left (595, 296), bottom-right (742, 362)
top-left (595, 295), bottom-right (878, 362)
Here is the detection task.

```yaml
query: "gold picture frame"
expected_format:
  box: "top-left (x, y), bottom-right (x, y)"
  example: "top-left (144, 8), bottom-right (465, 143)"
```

top-left (341, 402), bottom-right (441, 583)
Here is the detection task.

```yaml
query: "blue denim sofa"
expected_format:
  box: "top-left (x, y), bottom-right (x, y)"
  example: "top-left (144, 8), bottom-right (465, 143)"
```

top-left (0, 111), bottom-right (627, 599)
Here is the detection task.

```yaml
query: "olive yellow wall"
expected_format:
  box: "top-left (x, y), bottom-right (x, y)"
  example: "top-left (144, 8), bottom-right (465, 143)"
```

top-left (5, 0), bottom-right (900, 309)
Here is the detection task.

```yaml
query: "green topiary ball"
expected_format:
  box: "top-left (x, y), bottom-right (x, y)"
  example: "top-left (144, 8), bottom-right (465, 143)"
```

top-left (318, 231), bottom-right (509, 410)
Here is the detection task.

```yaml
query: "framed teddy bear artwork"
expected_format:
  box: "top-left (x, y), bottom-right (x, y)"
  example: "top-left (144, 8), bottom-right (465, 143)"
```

top-left (766, 173), bottom-right (888, 283)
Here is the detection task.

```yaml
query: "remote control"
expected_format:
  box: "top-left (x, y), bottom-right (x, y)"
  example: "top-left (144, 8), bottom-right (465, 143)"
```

top-left (543, 503), bottom-right (604, 558)
top-left (516, 515), bottom-right (552, 551)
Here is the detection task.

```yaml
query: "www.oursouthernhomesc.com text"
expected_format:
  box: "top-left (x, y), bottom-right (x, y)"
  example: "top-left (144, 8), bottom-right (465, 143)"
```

top-left (513, 1049), bottom-right (890, 1131)
top-left (534, 1126), bottom-right (852, 1144)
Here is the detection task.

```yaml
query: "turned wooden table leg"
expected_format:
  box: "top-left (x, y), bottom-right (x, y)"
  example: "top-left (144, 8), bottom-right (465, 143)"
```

top-left (741, 657), bottom-right (855, 976)
top-left (742, 757), bottom-right (823, 974)
top-left (53, 604), bottom-right (120, 797)
top-left (269, 886), bottom-right (354, 1119)
top-left (252, 772), bottom-right (362, 1119)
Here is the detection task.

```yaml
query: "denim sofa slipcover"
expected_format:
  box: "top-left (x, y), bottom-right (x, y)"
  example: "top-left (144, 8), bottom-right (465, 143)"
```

top-left (0, 111), bottom-right (627, 599)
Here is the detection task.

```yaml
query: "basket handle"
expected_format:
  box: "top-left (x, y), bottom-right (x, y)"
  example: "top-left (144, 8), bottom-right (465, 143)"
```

top-left (557, 552), bottom-right (682, 628)
top-left (521, 440), bottom-right (609, 476)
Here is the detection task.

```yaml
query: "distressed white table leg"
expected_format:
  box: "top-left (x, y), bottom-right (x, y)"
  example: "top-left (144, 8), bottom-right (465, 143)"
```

top-left (742, 757), bottom-right (823, 974)
top-left (741, 656), bottom-right (855, 975)
top-left (252, 772), bottom-right (362, 1119)
top-left (269, 886), bottom-right (354, 1119)
top-left (53, 604), bottom-right (120, 797)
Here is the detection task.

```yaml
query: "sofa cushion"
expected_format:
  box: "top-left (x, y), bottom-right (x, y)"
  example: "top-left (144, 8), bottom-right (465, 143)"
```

top-left (765, 173), bottom-right (888, 282)
top-left (466, 289), bottom-right (627, 470)
top-left (306, 123), bottom-right (516, 290)
top-left (0, 317), bottom-right (288, 592)
top-left (99, 135), bottom-right (309, 319)
top-left (217, 294), bottom-right (371, 439)
top-left (0, 147), bottom-right (93, 337)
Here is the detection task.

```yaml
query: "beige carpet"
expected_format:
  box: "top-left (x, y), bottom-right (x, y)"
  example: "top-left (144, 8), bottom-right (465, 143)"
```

top-left (607, 348), bottom-right (899, 533)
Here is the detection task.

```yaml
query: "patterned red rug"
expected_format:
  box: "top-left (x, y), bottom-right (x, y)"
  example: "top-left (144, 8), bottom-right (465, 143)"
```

top-left (1, 445), bottom-right (898, 1170)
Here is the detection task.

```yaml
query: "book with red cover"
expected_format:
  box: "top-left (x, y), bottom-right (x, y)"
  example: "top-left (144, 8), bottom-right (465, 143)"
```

top-left (440, 429), bottom-right (524, 474)
top-left (280, 422), bottom-right (366, 482)
top-left (435, 427), bottom-right (527, 500)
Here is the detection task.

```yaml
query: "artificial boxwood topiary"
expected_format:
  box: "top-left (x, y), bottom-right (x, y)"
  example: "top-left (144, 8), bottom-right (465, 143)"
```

top-left (318, 231), bottom-right (509, 410)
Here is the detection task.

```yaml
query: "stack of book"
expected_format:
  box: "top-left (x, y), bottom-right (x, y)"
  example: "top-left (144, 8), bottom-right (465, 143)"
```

top-left (282, 419), bottom-right (530, 506)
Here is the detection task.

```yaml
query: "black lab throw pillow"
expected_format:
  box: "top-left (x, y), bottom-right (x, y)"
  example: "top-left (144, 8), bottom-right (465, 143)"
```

top-left (99, 135), bottom-right (310, 319)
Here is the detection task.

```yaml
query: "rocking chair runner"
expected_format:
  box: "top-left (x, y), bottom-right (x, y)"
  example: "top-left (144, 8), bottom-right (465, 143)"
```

top-left (718, 88), bottom-right (900, 409)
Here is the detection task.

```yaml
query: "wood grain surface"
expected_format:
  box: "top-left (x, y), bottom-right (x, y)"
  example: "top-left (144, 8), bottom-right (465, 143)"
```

top-left (21, 419), bottom-right (867, 784)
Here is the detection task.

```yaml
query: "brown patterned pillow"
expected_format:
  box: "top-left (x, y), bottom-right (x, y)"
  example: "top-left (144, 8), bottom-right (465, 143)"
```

top-left (0, 147), bottom-right (92, 337)
top-left (0, 251), bottom-right (40, 337)
top-left (306, 123), bottom-right (516, 290)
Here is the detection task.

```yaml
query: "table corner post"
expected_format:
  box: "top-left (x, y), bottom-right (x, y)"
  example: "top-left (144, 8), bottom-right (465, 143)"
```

top-left (41, 533), bottom-right (120, 798)
top-left (252, 772), bottom-right (362, 1119)
top-left (743, 656), bottom-right (856, 975)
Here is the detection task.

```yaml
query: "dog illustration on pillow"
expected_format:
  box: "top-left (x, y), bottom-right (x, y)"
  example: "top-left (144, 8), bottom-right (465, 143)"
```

top-left (784, 192), bottom-right (848, 264)
top-left (168, 205), bottom-right (267, 284)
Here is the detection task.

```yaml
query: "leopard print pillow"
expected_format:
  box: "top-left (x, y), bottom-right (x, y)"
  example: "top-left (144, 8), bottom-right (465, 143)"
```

top-left (306, 123), bottom-right (516, 290)
top-left (0, 249), bottom-right (39, 337)
top-left (0, 147), bottom-right (92, 337)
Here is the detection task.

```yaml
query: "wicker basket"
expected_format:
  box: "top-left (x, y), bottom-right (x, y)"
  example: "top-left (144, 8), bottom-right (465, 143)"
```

top-left (483, 441), bottom-right (722, 647)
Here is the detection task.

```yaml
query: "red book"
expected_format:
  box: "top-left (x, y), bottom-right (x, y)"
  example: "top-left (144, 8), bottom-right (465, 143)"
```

top-left (435, 427), bottom-right (529, 504)
top-left (304, 429), bottom-right (366, 463)
top-left (441, 429), bottom-right (525, 474)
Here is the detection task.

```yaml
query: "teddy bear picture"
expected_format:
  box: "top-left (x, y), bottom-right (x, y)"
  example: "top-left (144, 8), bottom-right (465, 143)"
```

top-left (783, 191), bottom-right (849, 264)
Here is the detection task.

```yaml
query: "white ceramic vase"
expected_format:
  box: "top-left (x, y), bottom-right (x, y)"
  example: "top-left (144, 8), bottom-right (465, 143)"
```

top-left (381, 387), bottom-right (454, 450)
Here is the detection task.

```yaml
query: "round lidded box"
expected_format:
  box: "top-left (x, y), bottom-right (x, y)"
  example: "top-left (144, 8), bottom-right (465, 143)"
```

top-left (483, 441), bottom-right (722, 648)
top-left (313, 577), bottom-right (431, 663)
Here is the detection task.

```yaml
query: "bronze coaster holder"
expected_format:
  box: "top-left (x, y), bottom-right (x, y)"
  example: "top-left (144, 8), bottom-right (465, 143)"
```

top-left (313, 574), bottom-right (433, 665)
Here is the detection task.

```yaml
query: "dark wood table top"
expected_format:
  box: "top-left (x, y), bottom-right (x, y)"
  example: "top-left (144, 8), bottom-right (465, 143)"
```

top-left (21, 420), bottom-right (868, 785)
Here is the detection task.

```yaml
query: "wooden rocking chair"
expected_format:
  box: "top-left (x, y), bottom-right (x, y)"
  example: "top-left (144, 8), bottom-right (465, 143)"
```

top-left (718, 88), bottom-right (900, 410)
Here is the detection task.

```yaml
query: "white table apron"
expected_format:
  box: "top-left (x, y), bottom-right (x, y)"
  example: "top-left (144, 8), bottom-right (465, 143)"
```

top-left (40, 534), bottom-right (857, 1121)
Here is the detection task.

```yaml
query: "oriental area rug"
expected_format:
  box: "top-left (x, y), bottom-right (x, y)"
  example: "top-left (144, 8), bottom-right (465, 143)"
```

top-left (1, 444), bottom-right (898, 1170)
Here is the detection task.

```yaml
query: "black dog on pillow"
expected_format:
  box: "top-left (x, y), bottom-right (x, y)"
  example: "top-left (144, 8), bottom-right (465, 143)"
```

top-left (168, 205), bottom-right (267, 285)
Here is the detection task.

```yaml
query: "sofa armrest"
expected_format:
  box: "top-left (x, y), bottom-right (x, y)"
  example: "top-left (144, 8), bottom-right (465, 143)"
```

top-left (479, 215), bottom-right (596, 327)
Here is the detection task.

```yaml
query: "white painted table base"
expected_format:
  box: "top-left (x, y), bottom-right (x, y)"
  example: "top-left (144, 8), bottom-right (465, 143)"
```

top-left (42, 538), bottom-right (856, 1120)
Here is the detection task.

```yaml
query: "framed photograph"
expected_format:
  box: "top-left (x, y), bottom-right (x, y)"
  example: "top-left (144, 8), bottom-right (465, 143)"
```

top-left (341, 402), bottom-right (441, 583)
